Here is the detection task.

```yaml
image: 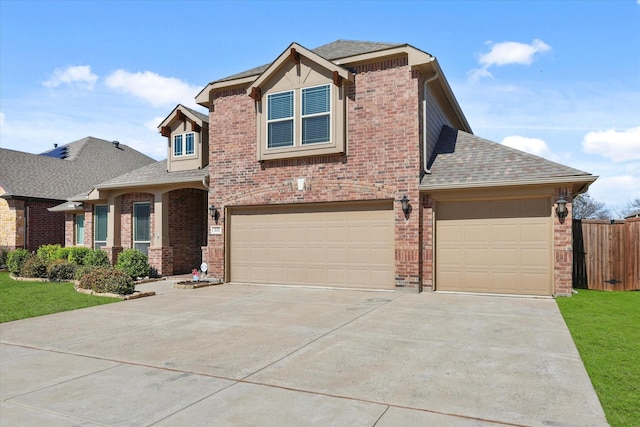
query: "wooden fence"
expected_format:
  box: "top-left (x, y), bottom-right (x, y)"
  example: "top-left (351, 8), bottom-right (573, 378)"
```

top-left (573, 217), bottom-right (639, 291)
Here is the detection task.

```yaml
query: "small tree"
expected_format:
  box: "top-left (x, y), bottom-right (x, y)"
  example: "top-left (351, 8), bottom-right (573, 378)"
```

top-left (618, 198), bottom-right (640, 218)
top-left (572, 193), bottom-right (610, 220)
top-left (116, 249), bottom-right (150, 280)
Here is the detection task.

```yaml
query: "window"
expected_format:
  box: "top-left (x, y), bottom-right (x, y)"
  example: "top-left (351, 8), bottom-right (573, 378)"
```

top-left (302, 85), bottom-right (330, 145)
top-left (267, 91), bottom-right (294, 148)
top-left (94, 205), bottom-right (108, 249)
top-left (185, 132), bottom-right (195, 155)
top-left (173, 134), bottom-right (183, 156)
top-left (266, 85), bottom-right (331, 149)
top-left (75, 214), bottom-right (85, 245)
top-left (173, 133), bottom-right (195, 157)
top-left (133, 202), bottom-right (151, 256)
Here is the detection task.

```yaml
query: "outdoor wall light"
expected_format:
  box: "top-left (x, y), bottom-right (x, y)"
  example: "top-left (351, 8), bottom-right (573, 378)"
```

top-left (555, 197), bottom-right (568, 219)
top-left (209, 205), bottom-right (220, 223)
top-left (400, 194), bottom-right (410, 216)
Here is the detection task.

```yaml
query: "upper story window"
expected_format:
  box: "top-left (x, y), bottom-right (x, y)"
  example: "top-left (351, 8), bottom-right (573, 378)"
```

top-left (266, 84), bottom-right (332, 150)
top-left (173, 132), bottom-right (195, 157)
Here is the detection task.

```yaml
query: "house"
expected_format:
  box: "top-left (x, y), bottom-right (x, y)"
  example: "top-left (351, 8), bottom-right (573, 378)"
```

top-left (56, 105), bottom-right (210, 275)
top-left (61, 40), bottom-right (597, 296)
top-left (0, 137), bottom-right (155, 252)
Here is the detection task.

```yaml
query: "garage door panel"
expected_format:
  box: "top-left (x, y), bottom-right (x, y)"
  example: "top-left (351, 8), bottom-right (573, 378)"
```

top-left (230, 202), bottom-right (394, 289)
top-left (437, 199), bottom-right (552, 296)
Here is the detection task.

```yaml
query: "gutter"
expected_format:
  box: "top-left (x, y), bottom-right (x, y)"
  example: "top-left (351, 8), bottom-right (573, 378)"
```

top-left (423, 72), bottom-right (439, 174)
top-left (419, 175), bottom-right (598, 192)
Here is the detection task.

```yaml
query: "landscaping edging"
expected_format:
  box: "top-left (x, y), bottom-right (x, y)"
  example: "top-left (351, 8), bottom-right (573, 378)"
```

top-left (173, 279), bottom-right (223, 289)
top-left (74, 286), bottom-right (156, 300)
top-left (9, 274), bottom-right (156, 300)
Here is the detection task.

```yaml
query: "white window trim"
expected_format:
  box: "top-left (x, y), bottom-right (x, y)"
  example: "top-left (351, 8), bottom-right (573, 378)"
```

top-left (265, 84), bottom-right (332, 150)
top-left (173, 132), bottom-right (196, 158)
top-left (94, 205), bottom-right (108, 249)
top-left (266, 89), bottom-right (295, 149)
top-left (133, 202), bottom-right (151, 254)
top-left (75, 213), bottom-right (85, 246)
top-left (301, 84), bottom-right (332, 146)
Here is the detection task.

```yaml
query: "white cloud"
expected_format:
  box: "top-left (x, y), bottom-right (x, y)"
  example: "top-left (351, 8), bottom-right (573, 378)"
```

top-left (582, 127), bottom-right (640, 162)
top-left (145, 116), bottom-right (166, 132)
top-left (105, 70), bottom-right (199, 107)
top-left (479, 39), bottom-right (551, 67)
top-left (42, 65), bottom-right (98, 90)
top-left (468, 39), bottom-right (551, 82)
top-left (501, 135), bottom-right (553, 159)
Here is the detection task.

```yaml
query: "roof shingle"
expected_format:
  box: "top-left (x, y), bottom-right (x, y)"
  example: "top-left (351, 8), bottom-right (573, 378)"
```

top-left (420, 126), bottom-right (595, 189)
top-left (0, 137), bottom-right (155, 200)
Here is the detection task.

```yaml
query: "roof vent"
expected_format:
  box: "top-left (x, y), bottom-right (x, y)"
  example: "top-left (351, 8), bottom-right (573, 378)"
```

top-left (113, 141), bottom-right (120, 148)
top-left (40, 145), bottom-right (68, 159)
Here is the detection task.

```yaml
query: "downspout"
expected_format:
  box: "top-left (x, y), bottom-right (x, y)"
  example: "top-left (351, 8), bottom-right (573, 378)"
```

top-left (423, 72), bottom-right (439, 174)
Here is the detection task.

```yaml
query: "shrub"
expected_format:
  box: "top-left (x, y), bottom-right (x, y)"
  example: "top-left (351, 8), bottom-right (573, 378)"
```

top-left (20, 256), bottom-right (49, 278)
top-left (37, 244), bottom-right (64, 262)
top-left (68, 247), bottom-right (91, 266)
top-left (48, 259), bottom-right (78, 281)
top-left (116, 249), bottom-right (150, 279)
top-left (84, 249), bottom-right (111, 267)
top-left (79, 266), bottom-right (135, 295)
top-left (74, 264), bottom-right (100, 281)
top-left (7, 248), bottom-right (30, 275)
top-left (0, 247), bottom-right (8, 269)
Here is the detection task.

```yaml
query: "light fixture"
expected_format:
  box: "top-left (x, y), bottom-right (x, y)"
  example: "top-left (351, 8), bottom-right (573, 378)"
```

top-left (209, 205), bottom-right (219, 223)
top-left (400, 195), bottom-right (410, 215)
top-left (555, 197), bottom-right (568, 219)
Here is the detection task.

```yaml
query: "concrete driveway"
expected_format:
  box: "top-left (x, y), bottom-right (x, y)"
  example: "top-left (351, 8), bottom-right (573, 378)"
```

top-left (1, 281), bottom-right (607, 426)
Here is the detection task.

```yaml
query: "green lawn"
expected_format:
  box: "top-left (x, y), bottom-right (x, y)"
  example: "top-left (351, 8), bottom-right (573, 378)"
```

top-left (557, 290), bottom-right (640, 427)
top-left (0, 272), bottom-right (119, 323)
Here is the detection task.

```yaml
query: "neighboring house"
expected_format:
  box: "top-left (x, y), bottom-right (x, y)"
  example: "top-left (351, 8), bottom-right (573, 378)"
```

top-left (60, 40), bottom-right (596, 296)
top-left (0, 137), bottom-right (155, 252)
top-left (56, 105), bottom-right (210, 275)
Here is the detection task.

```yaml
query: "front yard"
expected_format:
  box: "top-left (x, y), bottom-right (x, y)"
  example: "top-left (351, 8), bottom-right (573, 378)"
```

top-left (0, 272), bottom-right (119, 323)
top-left (557, 289), bottom-right (640, 426)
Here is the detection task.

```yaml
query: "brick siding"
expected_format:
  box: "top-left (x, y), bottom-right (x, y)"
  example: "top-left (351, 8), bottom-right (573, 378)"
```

top-left (207, 59), bottom-right (423, 290)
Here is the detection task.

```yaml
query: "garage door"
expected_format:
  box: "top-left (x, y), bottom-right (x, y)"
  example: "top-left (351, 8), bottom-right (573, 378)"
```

top-left (436, 199), bottom-right (552, 295)
top-left (229, 201), bottom-right (395, 289)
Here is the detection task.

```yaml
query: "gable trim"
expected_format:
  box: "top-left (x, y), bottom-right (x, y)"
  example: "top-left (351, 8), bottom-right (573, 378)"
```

top-left (247, 43), bottom-right (354, 97)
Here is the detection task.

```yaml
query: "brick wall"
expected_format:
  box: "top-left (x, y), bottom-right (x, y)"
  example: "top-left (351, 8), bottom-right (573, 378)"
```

top-left (120, 193), bottom-right (155, 250)
top-left (0, 186), bottom-right (22, 249)
top-left (25, 200), bottom-right (65, 252)
top-left (554, 187), bottom-right (574, 295)
top-left (168, 188), bottom-right (207, 274)
top-left (207, 58), bottom-right (423, 290)
top-left (420, 194), bottom-right (434, 290)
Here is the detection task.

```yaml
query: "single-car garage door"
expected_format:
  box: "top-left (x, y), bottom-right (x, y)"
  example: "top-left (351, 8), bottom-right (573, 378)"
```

top-left (229, 201), bottom-right (395, 289)
top-left (436, 198), bottom-right (552, 296)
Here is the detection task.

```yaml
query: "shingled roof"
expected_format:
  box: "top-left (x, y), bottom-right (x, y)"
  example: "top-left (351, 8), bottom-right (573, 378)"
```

top-left (420, 126), bottom-right (596, 190)
top-left (0, 137), bottom-right (155, 201)
top-left (218, 40), bottom-right (404, 82)
top-left (93, 160), bottom-right (209, 190)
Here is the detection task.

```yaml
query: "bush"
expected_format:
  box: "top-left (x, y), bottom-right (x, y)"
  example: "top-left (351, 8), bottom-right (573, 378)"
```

top-left (0, 247), bottom-right (8, 269)
top-left (36, 244), bottom-right (66, 262)
top-left (48, 260), bottom-right (78, 281)
top-left (20, 256), bottom-right (49, 278)
top-left (79, 266), bottom-right (135, 295)
top-left (7, 248), bottom-right (30, 275)
top-left (84, 249), bottom-right (111, 267)
top-left (68, 247), bottom-right (91, 266)
top-left (116, 249), bottom-right (150, 279)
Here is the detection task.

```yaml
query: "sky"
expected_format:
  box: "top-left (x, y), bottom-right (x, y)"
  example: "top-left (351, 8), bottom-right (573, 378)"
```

top-left (1, 0), bottom-right (639, 214)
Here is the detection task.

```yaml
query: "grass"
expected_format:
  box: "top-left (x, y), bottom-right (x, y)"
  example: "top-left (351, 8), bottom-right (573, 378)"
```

top-left (0, 271), bottom-right (120, 323)
top-left (557, 289), bottom-right (640, 427)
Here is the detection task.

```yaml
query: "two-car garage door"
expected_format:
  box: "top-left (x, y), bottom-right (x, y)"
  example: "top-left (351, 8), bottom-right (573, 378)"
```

top-left (436, 198), bottom-right (552, 296)
top-left (229, 201), bottom-right (395, 289)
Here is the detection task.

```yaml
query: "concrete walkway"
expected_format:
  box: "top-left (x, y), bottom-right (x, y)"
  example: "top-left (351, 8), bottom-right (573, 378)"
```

top-left (1, 281), bottom-right (607, 426)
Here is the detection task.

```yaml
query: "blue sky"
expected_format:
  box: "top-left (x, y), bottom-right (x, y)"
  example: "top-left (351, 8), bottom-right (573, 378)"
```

top-left (1, 0), bottom-right (639, 213)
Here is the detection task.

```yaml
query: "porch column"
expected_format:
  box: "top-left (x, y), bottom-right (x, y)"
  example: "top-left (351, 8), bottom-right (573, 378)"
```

top-left (148, 191), bottom-right (173, 276)
top-left (104, 195), bottom-right (122, 265)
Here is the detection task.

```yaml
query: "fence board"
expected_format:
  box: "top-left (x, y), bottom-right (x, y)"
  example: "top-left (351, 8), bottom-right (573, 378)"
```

top-left (573, 218), bottom-right (640, 291)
